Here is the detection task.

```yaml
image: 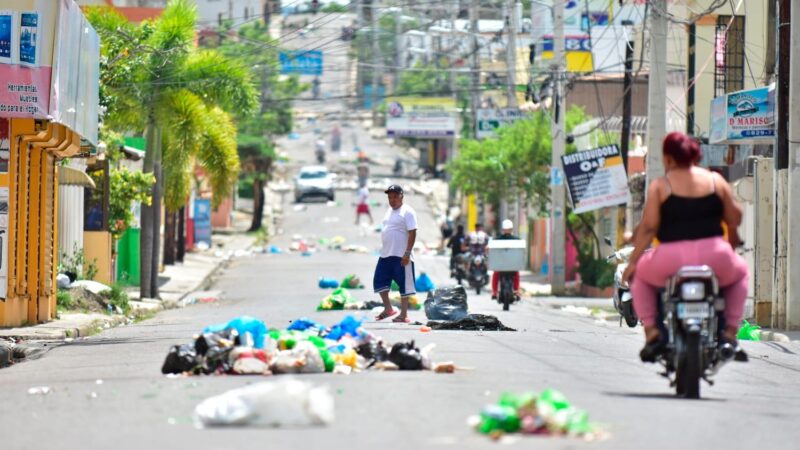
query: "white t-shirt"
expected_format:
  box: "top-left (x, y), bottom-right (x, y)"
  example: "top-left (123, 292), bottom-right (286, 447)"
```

top-left (357, 186), bottom-right (369, 205)
top-left (380, 203), bottom-right (417, 258)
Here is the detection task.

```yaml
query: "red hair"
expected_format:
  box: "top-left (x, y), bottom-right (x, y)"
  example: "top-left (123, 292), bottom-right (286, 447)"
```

top-left (662, 132), bottom-right (701, 167)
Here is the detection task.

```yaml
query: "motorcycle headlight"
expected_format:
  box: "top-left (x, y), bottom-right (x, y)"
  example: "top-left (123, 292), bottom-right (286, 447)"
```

top-left (680, 282), bottom-right (706, 300)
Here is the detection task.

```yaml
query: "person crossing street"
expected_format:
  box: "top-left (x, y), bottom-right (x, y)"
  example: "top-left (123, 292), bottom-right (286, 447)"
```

top-left (373, 185), bottom-right (418, 323)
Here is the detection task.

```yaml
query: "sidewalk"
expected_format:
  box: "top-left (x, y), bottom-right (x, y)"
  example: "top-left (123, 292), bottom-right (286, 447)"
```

top-left (0, 226), bottom-right (257, 343)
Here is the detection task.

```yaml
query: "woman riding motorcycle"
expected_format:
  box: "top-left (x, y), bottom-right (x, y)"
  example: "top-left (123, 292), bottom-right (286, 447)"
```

top-left (622, 132), bottom-right (748, 361)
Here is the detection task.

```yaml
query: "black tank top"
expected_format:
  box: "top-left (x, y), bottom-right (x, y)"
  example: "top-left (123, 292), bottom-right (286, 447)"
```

top-left (656, 176), bottom-right (724, 243)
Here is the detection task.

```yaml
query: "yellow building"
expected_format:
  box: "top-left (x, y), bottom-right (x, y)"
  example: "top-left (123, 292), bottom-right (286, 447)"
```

top-left (0, 0), bottom-right (99, 327)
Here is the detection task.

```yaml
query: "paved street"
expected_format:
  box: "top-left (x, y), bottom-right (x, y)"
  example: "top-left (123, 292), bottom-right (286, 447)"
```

top-left (2, 9), bottom-right (800, 450)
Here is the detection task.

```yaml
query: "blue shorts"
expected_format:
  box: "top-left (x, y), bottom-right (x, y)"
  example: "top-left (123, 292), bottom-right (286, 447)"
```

top-left (373, 257), bottom-right (416, 297)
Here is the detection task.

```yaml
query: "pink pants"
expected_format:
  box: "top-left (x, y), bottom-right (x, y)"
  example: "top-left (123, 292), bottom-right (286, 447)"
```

top-left (631, 236), bottom-right (749, 328)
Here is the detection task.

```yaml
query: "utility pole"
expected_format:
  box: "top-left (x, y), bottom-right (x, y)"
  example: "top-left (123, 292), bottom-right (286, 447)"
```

top-left (469, 0), bottom-right (479, 138)
top-left (505, 0), bottom-right (518, 108)
top-left (645, 0), bottom-right (668, 188)
top-left (618, 28), bottom-right (634, 245)
top-left (549, 0), bottom-right (566, 295)
top-left (686, 22), bottom-right (696, 135)
top-left (394, 8), bottom-right (402, 92)
top-left (371, 0), bottom-right (381, 125)
top-left (449, 0), bottom-right (460, 94)
top-left (786, 0), bottom-right (800, 330)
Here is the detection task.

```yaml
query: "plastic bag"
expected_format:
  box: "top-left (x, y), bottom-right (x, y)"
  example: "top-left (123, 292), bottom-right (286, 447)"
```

top-left (388, 340), bottom-right (424, 370)
top-left (318, 277), bottom-right (340, 289)
top-left (317, 287), bottom-right (356, 311)
top-left (270, 341), bottom-right (325, 374)
top-left (341, 274), bottom-right (363, 289)
top-left (415, 272), bottom-right (435, 292)
top-left (325, 315), bottom-right (363, 341)
top-left (193, 379), bottom-right (334, 428)
top-left (424, 285), bottom-right (468, 321)
top-left (737, 320), bottom-right (761, 341)
top-left (427, 314), bottom-right (516, 331)
top-left (287, 318), bottom-right (327, 332)
top-left (161, 344), bottom-right (198, 374)
top-left (203, 316), bottom-right (269, 349)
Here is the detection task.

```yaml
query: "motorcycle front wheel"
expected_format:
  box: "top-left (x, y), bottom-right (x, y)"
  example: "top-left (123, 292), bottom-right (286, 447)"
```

top-left (622, 302), bottom-right (638, 327)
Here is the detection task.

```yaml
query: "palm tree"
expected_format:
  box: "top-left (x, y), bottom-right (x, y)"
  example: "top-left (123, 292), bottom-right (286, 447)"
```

top-left (88, 0), bottom-right (258, 299)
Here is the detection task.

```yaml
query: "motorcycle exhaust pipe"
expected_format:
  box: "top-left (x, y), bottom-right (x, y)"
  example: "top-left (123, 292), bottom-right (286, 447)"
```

top-left (719, 342), bottom-right (736, 361)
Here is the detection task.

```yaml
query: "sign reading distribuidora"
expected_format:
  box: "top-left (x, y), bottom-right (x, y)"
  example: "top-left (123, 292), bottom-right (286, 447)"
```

top-left (561, 144), bottom-right (631, 214)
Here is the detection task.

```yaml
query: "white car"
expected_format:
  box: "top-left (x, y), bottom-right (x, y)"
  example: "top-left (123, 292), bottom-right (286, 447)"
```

top-left (294, 165), bottom-right (335, 202)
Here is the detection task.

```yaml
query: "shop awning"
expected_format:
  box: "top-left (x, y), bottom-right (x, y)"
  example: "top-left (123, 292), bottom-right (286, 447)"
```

top-left (59, 166), bottom-right (96, 189)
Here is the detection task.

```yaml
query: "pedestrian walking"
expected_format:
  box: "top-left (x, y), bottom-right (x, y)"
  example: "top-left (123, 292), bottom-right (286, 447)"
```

top-left (373, 184), bottom-right (417, 323)
top-left (355, 185), bottom-right (373, 225)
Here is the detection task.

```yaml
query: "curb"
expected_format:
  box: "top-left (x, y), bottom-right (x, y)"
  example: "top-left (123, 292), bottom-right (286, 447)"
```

top-left (758, 330), bottom-right (793, 343)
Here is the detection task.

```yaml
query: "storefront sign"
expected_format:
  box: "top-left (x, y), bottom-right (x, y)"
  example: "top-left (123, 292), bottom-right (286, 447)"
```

top-left (0, 0), bottom-right (99, 144)
top-left (279, 50), bottom-right (323, 75)
top-left (476, 108), bottom-right (525, 139)
top-left (386, 96), bottom-right (457, 138)
top-left (709, 85), bottom-right (775, 145)
top-left (561, 144), bottom-right (631, 213)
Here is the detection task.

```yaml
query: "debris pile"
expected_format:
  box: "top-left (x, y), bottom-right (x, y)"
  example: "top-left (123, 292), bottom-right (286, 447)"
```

top-left (471, 389), bottom-right (605, 441)
top-left (161, 315), bottom-right (454, 377)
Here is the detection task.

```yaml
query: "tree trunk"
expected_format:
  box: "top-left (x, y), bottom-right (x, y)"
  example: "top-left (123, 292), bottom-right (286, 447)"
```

top-left (177, 206), bottom-right (186, 263)
top-left (249, 177), bottom-right (265, 232)
top-left (163, 209), bottom-right (177, 265)
top-left (150, 159), bottom-right (163, 297)
top-left (140, 123), bottom-right (157, 299)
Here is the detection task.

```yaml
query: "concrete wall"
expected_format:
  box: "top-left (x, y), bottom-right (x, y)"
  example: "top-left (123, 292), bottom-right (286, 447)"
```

top-left (84, 231), bottom-right (113, 285)
top-left (58, 185), bottom-right (85, 261)
top-left (691, 0), bottom-right (769, 138)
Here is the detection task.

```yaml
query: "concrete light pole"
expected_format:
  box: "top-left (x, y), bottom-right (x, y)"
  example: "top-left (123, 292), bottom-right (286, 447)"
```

top-left (549, 0), bottom-right (566, 295)
top-left (645, 0), bottom-right (668, 188)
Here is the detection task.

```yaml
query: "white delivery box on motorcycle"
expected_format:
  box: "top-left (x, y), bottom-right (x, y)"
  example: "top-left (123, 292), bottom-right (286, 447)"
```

top-left (487, 239), bottom-right (526, 272)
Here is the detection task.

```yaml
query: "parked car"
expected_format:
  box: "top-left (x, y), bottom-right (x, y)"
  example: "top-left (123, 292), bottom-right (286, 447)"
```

top-left (294, 165), bottom-right (335, 202)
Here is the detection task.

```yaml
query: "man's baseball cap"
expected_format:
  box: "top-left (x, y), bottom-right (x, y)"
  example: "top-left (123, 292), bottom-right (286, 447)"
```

top-left (384, 184), bottom-right (403, 194)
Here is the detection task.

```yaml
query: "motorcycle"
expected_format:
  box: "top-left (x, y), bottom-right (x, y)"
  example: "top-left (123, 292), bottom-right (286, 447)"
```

top-left (467, 253), bottom-right (489, 295)
top-left (605, 239), bottom-right (638, 327)
top-left (652, 265), bottom-right (747, 399)
top-left (451, 253), bottom-right (468, 286)
top-left (496, 272), bottom-right (519, 311)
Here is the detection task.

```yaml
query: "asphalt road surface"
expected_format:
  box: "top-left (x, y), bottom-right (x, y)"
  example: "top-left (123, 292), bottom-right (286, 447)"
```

top-left (2, 11), bottom-right (799, 450)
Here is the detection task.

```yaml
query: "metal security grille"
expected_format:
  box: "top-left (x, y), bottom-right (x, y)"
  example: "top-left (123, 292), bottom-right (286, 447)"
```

top-left (715, 15), bottom-right (745, 97)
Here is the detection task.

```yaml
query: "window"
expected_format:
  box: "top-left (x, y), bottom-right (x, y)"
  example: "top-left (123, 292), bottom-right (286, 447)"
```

top-left (714, 15), bottom-right (745, 97)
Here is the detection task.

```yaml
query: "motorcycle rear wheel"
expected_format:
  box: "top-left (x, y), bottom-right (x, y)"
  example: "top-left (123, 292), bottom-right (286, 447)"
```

top-left (622, 302), bottom-right (638, 328)
top-left (500, 275), bottom-right (513, 311)
top-left (676, 331), bottom-right (702, 399)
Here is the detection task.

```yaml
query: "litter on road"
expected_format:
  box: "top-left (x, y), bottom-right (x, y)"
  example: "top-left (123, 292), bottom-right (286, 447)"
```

top-left (424, 285), bottom-right (469, 321)
top-left (161, 315), bottom-right (456, 377)
top-left (428, 314), bottom-right (516, 332)
top-left (194, 379), bottom-right (334, 428)
top-left (738, 320), bottom-right (761, 341)
top-left (471, 389), bottom-right (605, 440)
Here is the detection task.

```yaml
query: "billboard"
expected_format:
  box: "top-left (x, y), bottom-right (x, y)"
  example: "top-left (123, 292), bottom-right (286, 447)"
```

top-left (709, 85), bottom-right (775, 144)
top-left (476, 108), bottom-right (526, 139)
top-left (561, 144), bottom-right (631, 214)
top-left (279, 50), bottom-right (323, 75)
top-left (0, 0), bottom-right (99, 144)
top-left (386, 97), bottom-right (457, 138)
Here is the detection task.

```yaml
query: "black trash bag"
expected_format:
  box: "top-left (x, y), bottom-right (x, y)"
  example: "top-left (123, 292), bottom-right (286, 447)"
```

top-left (355, 340), bottom-right (390, 368)
top-left (388, 340), bottom-right (424, 370)
top-left (427, 314), bottom-right (516, 331)
top-left (161, 344), bottom-right (198, 374)
top-left (424, 285), bottom-right (469, 321)
top-left (360, 300), bottom-right (385, 310)
top-left (194, 330), bottom-right (237, 374)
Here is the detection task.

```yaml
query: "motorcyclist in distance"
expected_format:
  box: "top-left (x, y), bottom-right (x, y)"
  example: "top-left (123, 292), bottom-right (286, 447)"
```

top-left (491, 219), bottom-right (521, 300)
top-left (467, 223), bottom-right (488, 256)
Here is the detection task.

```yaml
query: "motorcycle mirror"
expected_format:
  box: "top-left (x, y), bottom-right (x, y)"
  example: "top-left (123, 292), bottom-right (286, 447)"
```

top-left (603, 236), bottom-right (613, 246)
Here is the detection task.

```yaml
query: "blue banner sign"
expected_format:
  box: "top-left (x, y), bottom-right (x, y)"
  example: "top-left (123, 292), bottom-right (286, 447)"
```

top-left (279, 50), bottom-right (323, 75)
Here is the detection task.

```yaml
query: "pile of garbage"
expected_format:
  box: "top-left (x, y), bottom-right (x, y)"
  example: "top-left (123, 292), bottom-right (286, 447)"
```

top-left (737, 320), bottom-right (761, 341)
top-left (471, 389), bottom-right (604, 440)
top-left (288, 235), bottom-right (317, 256)
top-left (423, 285), bottom-right (515, 331)
top-left (161, 315), bottom-right (456, 376)
top-left (317, 287), bottom-right (361, 311)
top-left (318, 274), bottom-right (364, 290)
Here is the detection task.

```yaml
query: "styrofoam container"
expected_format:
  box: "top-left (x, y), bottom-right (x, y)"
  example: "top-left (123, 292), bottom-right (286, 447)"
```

top-left (487, 239), bottom-right (526, 271)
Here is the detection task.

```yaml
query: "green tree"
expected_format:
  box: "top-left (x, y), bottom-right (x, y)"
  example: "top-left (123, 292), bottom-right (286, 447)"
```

top-left (87, 0), bottom-right (258, 299)
top-left (210, 21), bottom-right (306, 231)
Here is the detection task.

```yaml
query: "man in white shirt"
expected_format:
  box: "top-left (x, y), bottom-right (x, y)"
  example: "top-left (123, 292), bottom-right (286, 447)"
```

top-left (373, 184), bottom-right (417, 323)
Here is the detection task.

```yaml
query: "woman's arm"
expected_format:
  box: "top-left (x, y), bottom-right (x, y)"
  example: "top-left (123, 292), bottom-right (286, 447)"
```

top-left (713, 172), bottom-right (743, 248)
top-left (628, 180), bottom-right (663, 266)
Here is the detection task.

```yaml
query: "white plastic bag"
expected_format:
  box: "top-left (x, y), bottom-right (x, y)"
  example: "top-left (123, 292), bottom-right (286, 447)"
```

top-left (193, 379), bottom-right (334, 428)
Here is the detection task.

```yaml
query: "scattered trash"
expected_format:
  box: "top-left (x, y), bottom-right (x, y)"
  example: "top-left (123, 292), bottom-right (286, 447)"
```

top-left (326, 315), bottom-right (363, 341)
top-left (95, 379), bottom-right (104, 385)
top-left (269, 245), bottom-right (283, 254)
top-left (56, 273), bottom-right (71, 289)
top-left (340, 274), bottom-right (364, 289)
top-left (204, 316), bottom-right (269, 349)
top-left (419, 326), bottom-right (432, 333)
top-left (737, 320), bottom-right (761, 341)
top-left (193, 379), bottom-right (334, 428)
top-left (388, 341), bottom-right (424, 370)
top-left (424, 286), bottom-right (469, 321)
top-left (162, 344), bottom-right (199, 374)
top-left (428, 314), bottom-right (516, 331)
top-left (69, 279), bottom-right (112, 295)
top-left (195, 241), bottom-right (211, 251)
top-left (415, 272), bottom-right (436, 293)
top-left (433, 362), bottom-right (455, 373)
top-left (287, 318), bottom-right (327, 332)
top-left (472, 389), bottom-right (604, 440)
top-left (318, 277), bottom-right (340, 289)
top-left (560, 305), bottom-right (593, 317)
top-left (27, 386), bottom-right (52, 395)
top-left (317, 287), bottom-right (358, 310)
